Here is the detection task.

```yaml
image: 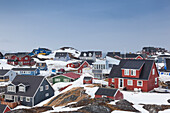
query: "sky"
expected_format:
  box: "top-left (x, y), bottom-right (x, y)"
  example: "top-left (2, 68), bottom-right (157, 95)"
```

top-left (0, 0), bottom-right (170, 53)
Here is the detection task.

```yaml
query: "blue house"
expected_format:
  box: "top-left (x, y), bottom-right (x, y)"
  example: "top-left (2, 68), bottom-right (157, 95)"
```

top-left (55, 52), bottom-right (71, 61)
top-left (12, 68), bottom-right (40, 76)
top-left (159, 58), bottom-right (170, 76)
top-left (36, 62), bottom-right (48, 71)
top-left (4, 75), bottom-right (54, 107)
top-left (29, 48), bottom-right (52, 56)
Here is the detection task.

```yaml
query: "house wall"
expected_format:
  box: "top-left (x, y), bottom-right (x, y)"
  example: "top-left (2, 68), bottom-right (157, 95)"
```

top-left (122, 69), bottom-right (141, 78)
top-left (136, 56), bottom-right (144, 60)
top-left (34, 79), bottom-right (54, 106)
top-left (5, 70), bottom-right (16, 82)
top-left (78, 62), bottom-right (90, 73)
top-left (147, 63), bottom-right (159, 92)
top-left (52, 76), bottom-right (71, 84)
top-left (115, 90), bottom-right (124, 100)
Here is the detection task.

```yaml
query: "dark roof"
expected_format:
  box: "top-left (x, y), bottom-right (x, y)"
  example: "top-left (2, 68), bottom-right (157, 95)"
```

top-left (55, 52), bottom-right (69, 57)
top-left (158, 55), bottom-right (170, 58)
top-left (106, 52), bottom-right (121, 58)
top-left (95, 88), bottom-right (118, 97)
top-left (88, 51), bottom-right (102, 55)
top-left (0, 70), bottom-right (10, 76)
top-left (121, 60), bottom-right (145, 69)
top-left (5, 75), bottom-right (44, 97)
top-left (81, 60), bottom-right (94, 65)
top-left (0, 104), bottom-right (8, 113)
top-left (4, 52), bottom-right (29, 57)
top-left (62, 72), bottom-right (80, 79)
top-left (12, 68), bottom-right (37, 71)
top-left (80, 51), bottom-right (95, 57)
top-left (109, 59), bottom-right (154, 80)
top-left (166, 59), bottom-right (170, 71)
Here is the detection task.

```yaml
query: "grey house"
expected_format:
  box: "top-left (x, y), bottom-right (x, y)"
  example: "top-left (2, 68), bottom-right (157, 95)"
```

top-left (4, 75), bottom-right (54, 107)
top-left (0, 69), bottom-right (16, 82)
top-left (55, 52), bottom-right (71, 61)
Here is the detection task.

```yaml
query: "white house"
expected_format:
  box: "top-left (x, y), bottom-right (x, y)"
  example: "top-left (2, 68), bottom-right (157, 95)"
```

top-left (0, 69), bottom-right (16, 82)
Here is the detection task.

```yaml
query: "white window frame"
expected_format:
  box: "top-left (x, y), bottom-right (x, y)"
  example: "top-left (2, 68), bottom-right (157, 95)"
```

top-left (137, 81), bottom-right (143, 87)
top-left (40, 86), bottom-right (43, 91)
top-left (152, 69), bottom-right (155, 75)
top-left (45, 93), bottom-right (49, 97)
top-left (45, 85), bottom-right (49, 90)
top-left (155, 78), bottom-right (157, 85)
top-left (124, 69), bottom-right (129, 75)
top-left (8, 86), bottom-right (15, 92)
top-left (26, 97), bottom-right (30, 102)
top-left (19, 86), bottom-right (25, 92)
top-left (64, 79), bottom-right (69, 82)
top-left (55, 78), bottom-right (60, 82)
top-left (127, 80), bottom-right (133, 86)
top-left (20, 96), bottom-right (23, 101)
top-left (131, 70), bottom-right (136, 76)
top-left (112, 78), bottom-right (114, 82)
top-left (5, 95), bottom-right (13, 100)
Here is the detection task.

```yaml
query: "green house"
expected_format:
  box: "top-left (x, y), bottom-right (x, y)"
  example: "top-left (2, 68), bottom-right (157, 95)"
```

top-left (52, 72), bottom-right (80, 84)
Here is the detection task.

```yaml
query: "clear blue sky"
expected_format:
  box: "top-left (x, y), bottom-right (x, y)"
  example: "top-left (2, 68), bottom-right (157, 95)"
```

top-left (0, 0), bottom-right (170, 53)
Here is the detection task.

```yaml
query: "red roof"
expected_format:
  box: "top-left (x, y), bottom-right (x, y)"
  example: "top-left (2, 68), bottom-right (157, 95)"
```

top-left (62, 72), bottom-right (81, 79)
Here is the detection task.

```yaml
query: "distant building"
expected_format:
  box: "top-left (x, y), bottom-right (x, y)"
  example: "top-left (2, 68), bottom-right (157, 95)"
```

top-left (55, 52), bottom-right (71, 61)
top-left (0, 52), bottom-right (3, 59)
top-left (159, 59), bottom-right (170, 76)
top-left (29, 48), bottom-right (52, 56)
top-left (79, 51), bottom-right (102, 61)
top-left (12, 68), bottom-right (40, 76)
top-left (6, 52), bottom-right (35, 66)
top-left (0, 69), bottom-right (16, 82)
top-left (142, 47), bottom-right (167, 56)
top-left (36, 62), bottom-right (48, 71)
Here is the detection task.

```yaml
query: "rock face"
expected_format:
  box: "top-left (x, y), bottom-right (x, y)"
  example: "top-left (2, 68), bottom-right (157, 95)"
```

top-left (143, 104), bottom-right (170, 113)
top-left (6, 106), bottom-right (53, 113)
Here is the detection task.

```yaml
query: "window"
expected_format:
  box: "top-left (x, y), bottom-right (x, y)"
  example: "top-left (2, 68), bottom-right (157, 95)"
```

top-left (19, 86), bottom-right (25, 92)
top-left (137, 81), bottom-right (143, 86)
top-left (124, 69), bottom-right (129, 75)
top-left (131, 70), bottom-right (136, 76)
top-left (55, 78), bottom-right (60, 82)
top-left (5, 95), bottom-right (12, 100)
top-left (45, 93), bottom-right (49, 97)
top-left (20, 96), bottom-right (23, 101)
top-left (84, 65), bottom-right (87, 68)
top-left (127, 80), bottom-right (133, 86)
top-left (64, 79), bottom-right (69, 82)
top-left (112, 78), bottom-right (114, 82)
top-left (152, 69), bottom-right (155, 75)
top-left (45, 85), bottom-right (49, 90)
top-left (26, 97), bottom-right (30, 102)
top-left (155, 78), bottom-right (157, 85)
top-left (8, 86), bottom-right (15, 92)
top-left (40, 86), bottom-right (43, 91)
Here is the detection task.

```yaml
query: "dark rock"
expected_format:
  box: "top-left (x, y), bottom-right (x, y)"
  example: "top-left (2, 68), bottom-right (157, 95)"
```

top-left (116, 99), bottom-right (133, 106)
top-left (167, 99), bottom-right (170, 103)
top-left (60, 95), bottom-right (78, 104)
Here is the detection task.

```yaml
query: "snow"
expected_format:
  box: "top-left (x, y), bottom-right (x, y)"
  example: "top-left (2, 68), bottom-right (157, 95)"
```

top-left (133, 105), bottom-right (148, 113)
top-left (0, 59), bottom-right (14, 69)
top-left (122, 91), bottom-right (170, 105)
top-left (112, 111), bottom-right (135, 113)
top-left (84, 86), bottom-right (99, 98)
top-left (93, 79), bottom-right (108, 86)
top-left (0, 81), bottom-right (11, 86)
top-left (159, 109), bottom-right (170, 113)
top-left (159, 75), bottom-right (170, 82)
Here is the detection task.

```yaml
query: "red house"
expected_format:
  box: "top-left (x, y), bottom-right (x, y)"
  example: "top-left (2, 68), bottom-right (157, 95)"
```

top-left (7, 53), bottom-right (35, 66)
top-left (83, 77), bottom-right (93, 84)
top-left (108, 59), bottom-right (159, 92)
top-left (67, 62), bottom-right (81, 68)
top-left (78, 60), bottom-right (93, 73)
top-left (95, 88), bottom-right (123, 100)
top-left (0, 104), bottom-right (11, 113)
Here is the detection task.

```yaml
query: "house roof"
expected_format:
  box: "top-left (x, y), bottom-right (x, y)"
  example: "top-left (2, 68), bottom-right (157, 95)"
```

top-left (5, 75), bottom-right (44, 97)
top-left (166, 59), bottom-right (170, 71)
top-left (0, 69), bottom-right (10, 76)
top-left (12, 68), bottom-right (37, 71)
top-left (121, 60), bottom-right (145, 69)
top-left (109, 59), bottom-right (154, 80)
top-left (80, 51), bottom-right (95, 57)
top-left (55, 52), bottom-right (69, 57)
top-left (61, 72), bottom-right (80, 79)
top-left (0, 104), bottom-right (8, 113)
top-left (95, 88), bottom-right (118, 97)
top-left (84, 60), bottom-right (94, 65)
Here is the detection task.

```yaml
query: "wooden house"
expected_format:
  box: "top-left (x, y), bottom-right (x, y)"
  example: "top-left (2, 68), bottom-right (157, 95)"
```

top-left (29, 48), bottom-right (52, 56)
top-left (83, 77), bottom-right (93, 84)
top-left (52, 72), bottom-right (80, 84)
top-left (108, 59), bottom-right (159, 92)
top-left (0, 69), bottom-right (16, 82)
top-left (12, 68), bottom-right (40, 76)
top-left (159, 59), bottom-right (170, 76)
top-left (78, 60), bottom-right (93, 73)
top-left (95, 88), bottom-right (123, 100)
top-left (55, 52), bottom-right (71, 61)
top-left (4, 75), bottom-right (54, 107)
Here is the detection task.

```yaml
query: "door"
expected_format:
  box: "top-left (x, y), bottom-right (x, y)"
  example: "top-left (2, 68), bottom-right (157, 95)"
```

top-left (119, 78), bottom-right (124, 88)
top-left (14, 96), bottom-right (18, 102)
